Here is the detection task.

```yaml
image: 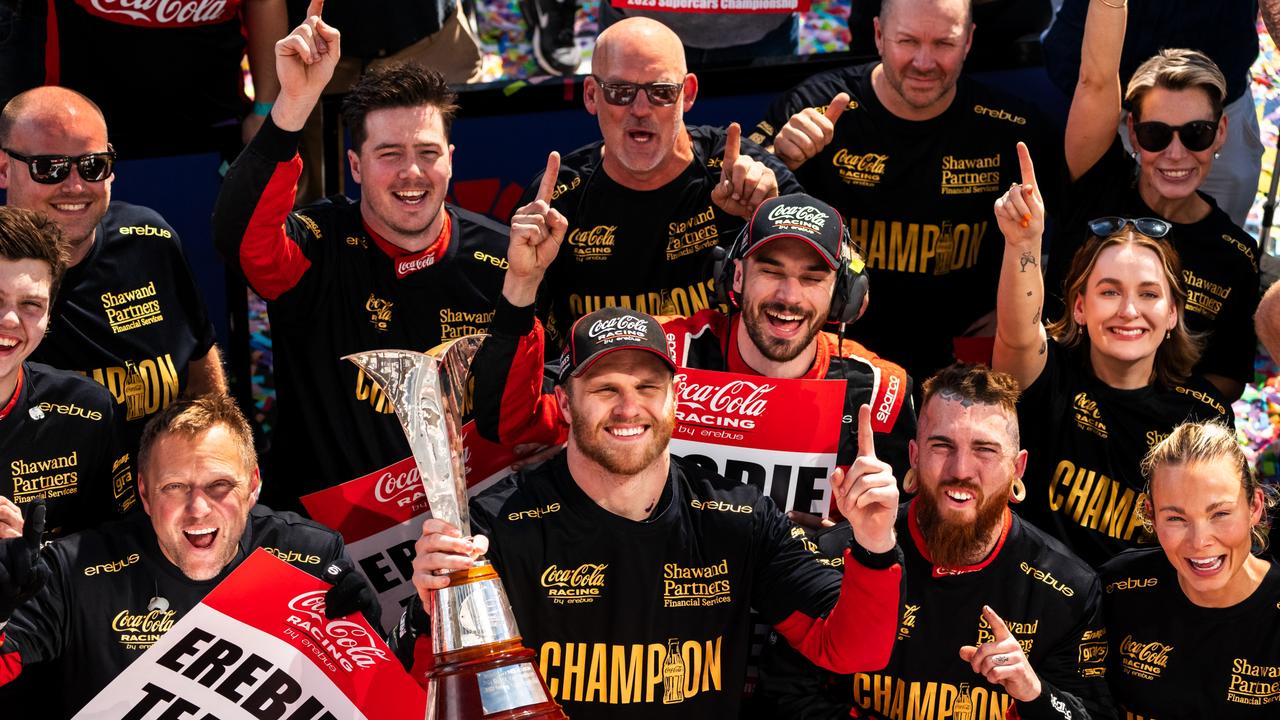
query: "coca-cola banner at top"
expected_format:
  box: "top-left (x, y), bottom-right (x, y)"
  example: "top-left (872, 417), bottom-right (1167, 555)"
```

top-left (301, 420), bottom-right (520, 632)
top-left (73, 550), bottom-right (426, 719)
top-left (672, 367), bottom-right (845, 516)
top-left (609, 0), bottom-right (810, 14)
top-left (73, 0), bottom-right (240, 27)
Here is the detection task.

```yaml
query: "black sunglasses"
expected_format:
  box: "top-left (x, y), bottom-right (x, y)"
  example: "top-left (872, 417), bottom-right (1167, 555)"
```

top-left (1133, 120), bottom-right (1219, 153)
top-left (3, 146), bottom-right (116, 184)
top-left (591, 76), bottom-right (683, 107)
top-left (1088, 216), bottom-right (1172, 238)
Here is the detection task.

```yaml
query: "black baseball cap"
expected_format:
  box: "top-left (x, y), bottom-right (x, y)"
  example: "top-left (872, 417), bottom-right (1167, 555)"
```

top-left (558, 307), bottom-right (676, 383)
top-left (741, 193), bottom-right (845, 269)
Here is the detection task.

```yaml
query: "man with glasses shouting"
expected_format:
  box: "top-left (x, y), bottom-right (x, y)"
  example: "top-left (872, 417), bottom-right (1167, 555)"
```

top-left (0, 87), bottom-right (225, 457)
top-left (521, 17), bottom-right (801, 352)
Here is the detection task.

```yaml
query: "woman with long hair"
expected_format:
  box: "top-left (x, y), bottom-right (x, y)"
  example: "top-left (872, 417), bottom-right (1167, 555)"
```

top-left (1101, 420), bottom-right (1279, 718)
top-left (992, 142), bottom-right (1230, 567)
top-left (1048, 0), bottom-right (1259, 401)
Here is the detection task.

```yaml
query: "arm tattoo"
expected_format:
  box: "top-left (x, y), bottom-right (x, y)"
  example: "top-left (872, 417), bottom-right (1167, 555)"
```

top-left (1019, 252), bottom-right (1037, 272)
top-left (1033, 306), bottom-right (1041, 325)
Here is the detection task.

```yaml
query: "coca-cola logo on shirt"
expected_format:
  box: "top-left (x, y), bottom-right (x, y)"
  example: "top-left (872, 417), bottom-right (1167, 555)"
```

top-left (77, 0), bottom-right (239, 27)
top-left (675, 374), bottom-right (775, 418)
top-left (285, 590), bottom-right (391, 672)
top-left (373, 465), bottom-right (425, 509)
top-left (766, 204), bottom-right (829, 237)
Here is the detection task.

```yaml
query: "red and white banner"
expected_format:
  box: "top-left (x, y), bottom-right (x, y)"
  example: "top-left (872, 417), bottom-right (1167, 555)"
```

top-left (610, 0), bottom-right (808, 13)
top-left (73, 0), bottom-right (241, 28)
top-left (301, 420), bottom-right (519, 632)
top-left (671, 367), bottom-right (845, 515)
top-left (73, 550), bottom-right (425, 719)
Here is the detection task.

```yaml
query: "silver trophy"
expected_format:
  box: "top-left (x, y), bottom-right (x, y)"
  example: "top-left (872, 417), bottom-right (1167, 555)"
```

top-left (345, 339), bottom-right (563, 720)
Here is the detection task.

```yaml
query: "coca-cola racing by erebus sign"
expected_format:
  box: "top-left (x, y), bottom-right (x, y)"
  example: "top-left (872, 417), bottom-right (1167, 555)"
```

top-left (766, 203), bottom-right (829, 238)
top-left (588, 315), bottom-right (651, 347)
top-left (74, 0), bottom-right (238, 28)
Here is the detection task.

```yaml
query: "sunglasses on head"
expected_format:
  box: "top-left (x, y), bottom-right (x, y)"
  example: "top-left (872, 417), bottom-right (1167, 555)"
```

top-left (3, 146), bottom-right (116, 184)
top-left (1133, 120), bottom-right (1218, 153)
top-left (591, 76), bottom-right (683, 107)
top-left (1088, 216), bottom-right (1172, 239)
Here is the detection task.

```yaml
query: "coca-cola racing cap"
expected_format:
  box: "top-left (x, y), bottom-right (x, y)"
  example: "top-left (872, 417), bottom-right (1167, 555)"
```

top-left (558, 307), bottom-right (677, 383)
top-left (741, 193), bottom-right (845, 270)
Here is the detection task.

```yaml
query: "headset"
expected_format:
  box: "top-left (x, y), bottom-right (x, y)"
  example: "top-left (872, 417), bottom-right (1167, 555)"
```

top-left (712, 213), bottom-right (869, 326)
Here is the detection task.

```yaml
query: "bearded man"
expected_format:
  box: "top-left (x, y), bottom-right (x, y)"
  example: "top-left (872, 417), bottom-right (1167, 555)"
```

top-left (754, 363), bottom-right (1116, 720)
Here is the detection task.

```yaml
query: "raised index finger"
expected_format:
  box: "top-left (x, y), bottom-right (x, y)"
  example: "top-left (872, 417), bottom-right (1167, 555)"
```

top-left (983, 605), bottom-right (1014, 642)
top-left (722, 122), bottom-right (741, 170)
top-left (857, 404), bottom-right (877, 460)
top-left (306, 0), bottom-right (324, 17)
top-left (1016, 141), bottom-right (1037, 189)
top-left (825, 92), bottom-right (851, 123)
top-left (536, 151), bottom-right (561, 203)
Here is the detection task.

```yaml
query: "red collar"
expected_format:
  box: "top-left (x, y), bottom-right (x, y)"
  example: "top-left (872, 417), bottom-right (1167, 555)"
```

top-left (365, 210), bottom-right (452, 279)
top-left (724, 319), bottom-right (831, 379)
top-left (907, 500), bottom-right (1012, 578)
top-left (0, 366), bottom-right (24, 423)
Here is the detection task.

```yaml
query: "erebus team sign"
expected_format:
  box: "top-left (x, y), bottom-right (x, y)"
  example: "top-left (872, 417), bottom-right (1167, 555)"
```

top-left (671, 367), bottom-right (845, 515)
top-left (301, 420), bottom-right (518, 632)
top-left (73, 551), bottom-right (425, 719)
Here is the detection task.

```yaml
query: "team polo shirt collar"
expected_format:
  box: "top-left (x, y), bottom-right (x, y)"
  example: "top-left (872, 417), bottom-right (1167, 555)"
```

top-left (907, 499), bottom-right (1013, 579)
top-left (364, 210), bottom-right (453, 279)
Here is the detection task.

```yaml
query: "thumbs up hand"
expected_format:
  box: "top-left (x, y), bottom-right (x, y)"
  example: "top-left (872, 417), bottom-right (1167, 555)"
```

top-left (711, 123), bottom-right (778, 220)
top-left (773, 92), bottom-right (850, 170)
top-left (831, 405), bottom-right (898, 554)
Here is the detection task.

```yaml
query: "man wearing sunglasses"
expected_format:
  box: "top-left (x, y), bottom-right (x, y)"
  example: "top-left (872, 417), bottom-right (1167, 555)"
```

top-left (748, 0), bottom-right (1060, 392)
top-left (0, 86), bottom-right (226, 456)
top-left (1050, 0), bottom-right (1260, 402)
top-left (212, 2), bottom-right (509, 510)
top-left (519, 17), bottom-right (801, 353)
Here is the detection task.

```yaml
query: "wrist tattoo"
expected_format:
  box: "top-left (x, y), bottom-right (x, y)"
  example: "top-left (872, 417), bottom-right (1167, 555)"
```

top-left (1019, 252), bottom-right (1037, 272)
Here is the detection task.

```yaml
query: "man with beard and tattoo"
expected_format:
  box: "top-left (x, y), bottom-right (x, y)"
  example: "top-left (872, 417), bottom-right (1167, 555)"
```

top-left (749, 0), bottom-right (1060, 386)
top-left (472, 188), bottom-right (915, 494)
top-left (522, 17), bottom-right (801, 351)
top-left (754, 364), bottom-right (1115, 720)
top-left (395, 303), bottom-right (905, 718)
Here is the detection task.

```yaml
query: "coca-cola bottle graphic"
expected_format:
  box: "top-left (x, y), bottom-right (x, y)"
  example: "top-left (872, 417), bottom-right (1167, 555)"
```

top-left (123, 361), bottom-right (146, 421)
top-left (934, 221), bottom-right (955, 275)
top-left (662, 638), bottom-right (686, 704)
top-left (953, 682), bottom-right (974, 720)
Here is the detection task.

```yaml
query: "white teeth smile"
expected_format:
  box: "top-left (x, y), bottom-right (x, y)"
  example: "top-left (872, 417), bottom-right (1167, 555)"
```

top-left (393, 191), bottom-right (426, 203)
top-left (945, 490), bottom-right (973, 502)
top-left (767, 312), bottom-right (802, 322)
top-left (609, 427), bottom-right (644, 437)
top-left (1111, 328), bottom-right (1145, 337)
top-left (1188, 556), bottom-right (1224, 571)
top-left (53, 203), bottom-right (88, 212)
top-left (0, 337), bottom-right (16, 348)
top-left (184, 527), bottom-right (217, 536)
top-left (1160, 169), bottom-right (1192, 179)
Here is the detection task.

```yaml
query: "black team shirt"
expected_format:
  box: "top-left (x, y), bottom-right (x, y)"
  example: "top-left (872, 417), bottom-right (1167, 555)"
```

top-left (31, 202), bottom-right (217, 456)
top-left (523, 126), bottom-right (802, 350)
top-left (1101, 548), bottom-right (1280, 718)
top-left (1046, 140), bottom-right (1260, 389)
top-left (752, 62), bottom-right (1060, 383)
top-left (0, 362), bottom-right (133, 539)
top-left (1016, 341), bottom-right (1232, 568)
top-left (465, 452), bottom-right (903, 719)
top-left (0, 506), bottom-right (348, 719)
top-left (755, 504), bottom-right (1114, 720)
top-left (213, 117), bottom-right (508, 509)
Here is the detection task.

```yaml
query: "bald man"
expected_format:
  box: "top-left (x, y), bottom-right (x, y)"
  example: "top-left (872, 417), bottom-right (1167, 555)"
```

top-left (0, 87), bottom-right (225, 456)
top-left (750, 0), bottom-right (1060, 386)
top-left (519, 17), bottom-right (802, 350)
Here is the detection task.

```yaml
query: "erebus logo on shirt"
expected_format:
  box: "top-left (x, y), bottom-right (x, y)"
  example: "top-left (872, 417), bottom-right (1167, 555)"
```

top-left (674, 374), bottom-right (773, 430)
top-left (284, 591), bottom-right (391, 671)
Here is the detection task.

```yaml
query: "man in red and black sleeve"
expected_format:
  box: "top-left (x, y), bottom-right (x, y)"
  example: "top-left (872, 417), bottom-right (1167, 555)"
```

top-left (211, 4), bottom-right (508, 510)
top-left (393, 305), bottom-right (904, 718)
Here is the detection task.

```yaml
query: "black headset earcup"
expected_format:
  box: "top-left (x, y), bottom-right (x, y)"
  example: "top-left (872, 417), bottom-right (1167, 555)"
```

top-left (827, 225), bottom-right (868, 325)
top-left (713, 225), bottom-right (751, 311)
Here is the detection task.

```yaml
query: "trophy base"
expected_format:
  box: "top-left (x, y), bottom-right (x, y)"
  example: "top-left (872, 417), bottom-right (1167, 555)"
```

top-left (426, 640), bottom-right (567, 720)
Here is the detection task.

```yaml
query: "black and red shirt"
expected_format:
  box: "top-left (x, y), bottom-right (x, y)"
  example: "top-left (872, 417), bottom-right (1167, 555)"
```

top-left (30, 201), bottom-right (217, 457)
top-left (0, 362), bottom-right (133, 540)
top-left (525, 126), bottom-right (802, 350)
top-left (212, 116), bottom-right (509, 510)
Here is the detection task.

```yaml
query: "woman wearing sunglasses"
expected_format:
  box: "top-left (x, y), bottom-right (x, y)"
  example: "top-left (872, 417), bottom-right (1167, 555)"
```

top-left (1100, 419), bottom-right (1280, 718)
top-left (992, 142), bottom-right (1232, 568)
top-left (1047, 0), bottom-right (1259, 402)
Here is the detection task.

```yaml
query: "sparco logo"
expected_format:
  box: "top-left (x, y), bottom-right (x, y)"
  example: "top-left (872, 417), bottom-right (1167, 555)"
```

top-left (876, 374), bottom-right (900, 424)
top-left (675, 375), bottom-right (774, 417)
top-left (767, 204), bottom-right (829, 230)
top-left (285, 591), bottom-right (391, 671)
top-left (589, 315), bottom-right (648, 338)
top-left (374, 465), bottom-right (423, 507)
top-left (84, 0), bottom-right (236, 26)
